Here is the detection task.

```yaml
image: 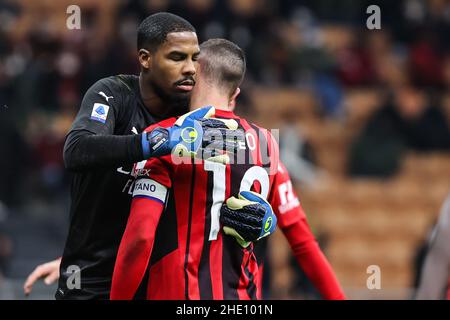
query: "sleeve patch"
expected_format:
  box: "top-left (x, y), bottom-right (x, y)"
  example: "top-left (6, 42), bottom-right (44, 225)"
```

top-left (277, 181), bottom-right (300, 214)
top-left (132, 178), bottom-right (167, 203)
top-left (90, 103), bottom-right (110, 123)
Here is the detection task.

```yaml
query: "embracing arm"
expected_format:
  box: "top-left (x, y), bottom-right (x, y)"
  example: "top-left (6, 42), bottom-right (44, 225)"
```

top-left (64, 131), bottom-right (143, 171)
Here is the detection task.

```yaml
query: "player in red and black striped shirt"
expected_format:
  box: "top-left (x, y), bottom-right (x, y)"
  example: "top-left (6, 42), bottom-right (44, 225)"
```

top-left (111, 39), bottom-right (345, 300)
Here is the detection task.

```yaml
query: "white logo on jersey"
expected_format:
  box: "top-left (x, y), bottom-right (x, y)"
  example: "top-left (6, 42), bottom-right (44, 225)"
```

top-left (117, 167), bottom-right (131, 175)
top-left (98, 91), bottom-right (113, 102)
top-left (131, 127), bottom-right (138, 135)
top-left (90, 103), bottom-right (109, 123)
top-left (278, 181), bottom-right (300, 214)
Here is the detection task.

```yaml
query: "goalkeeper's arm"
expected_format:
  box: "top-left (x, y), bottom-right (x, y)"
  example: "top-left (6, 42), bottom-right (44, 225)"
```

top-left (65, 106), bottom-right (242, 171)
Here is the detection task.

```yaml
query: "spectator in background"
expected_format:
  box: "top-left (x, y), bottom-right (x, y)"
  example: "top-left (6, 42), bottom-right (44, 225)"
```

top-left (278, 109), bottom-right (324, 186)
top-left (173, 0), bottom-right (219, 41)
top-left (409, 31), bottom-right (446, 88)
top-left (348, 85), bottom-right (450, 177)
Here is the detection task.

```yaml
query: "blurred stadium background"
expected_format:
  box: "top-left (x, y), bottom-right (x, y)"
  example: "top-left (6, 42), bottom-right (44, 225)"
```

top-left (0, 0), bottom-right (449, 300)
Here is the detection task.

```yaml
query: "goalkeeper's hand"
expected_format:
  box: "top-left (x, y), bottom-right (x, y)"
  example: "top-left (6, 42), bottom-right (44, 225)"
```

top-left (220, 191), bottom-right (277, 248)
top-left (141, 106), bottom-right (244, 164)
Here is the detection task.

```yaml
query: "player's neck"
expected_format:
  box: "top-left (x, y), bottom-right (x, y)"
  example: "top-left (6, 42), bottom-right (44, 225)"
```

top-left (138, 74), bottom-right (173, 116)
top-left (190, 88), bottom-right (231, 112)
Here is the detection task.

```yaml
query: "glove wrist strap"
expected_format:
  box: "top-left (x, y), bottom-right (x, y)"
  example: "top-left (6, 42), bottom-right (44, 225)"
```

top-left (142, 127), bottom-right (171, 159)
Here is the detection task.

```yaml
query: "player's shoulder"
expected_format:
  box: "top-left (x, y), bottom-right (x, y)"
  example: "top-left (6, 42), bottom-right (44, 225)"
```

top-left (142, 117), bottom-right (177, 133)
top-left (88, 74), bottom-right (138, 96)
top-left (242, 119), bottom-right (280, 175)
top-left (239, 118), bottom-right (272, 137)
top-left (243, 119), bottom-right (279, 147)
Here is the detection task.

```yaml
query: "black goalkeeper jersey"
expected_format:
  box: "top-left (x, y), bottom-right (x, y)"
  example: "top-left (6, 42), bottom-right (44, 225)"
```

top-left (57, 75), bottom-right (162, 299)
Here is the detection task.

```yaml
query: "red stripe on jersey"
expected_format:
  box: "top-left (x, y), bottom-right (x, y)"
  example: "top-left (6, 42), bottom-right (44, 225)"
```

top-left (143, 117), bottom-right (177, 134)
top-left (236, 247), bottom-right (259, 300)
top-left (247, 249), bottom-right (259, 299)
top-left (264, 127), bottom-right (279, 185)
top-left (237, 252), bottom-right (251, 300)
top-left (171, 164), bottom-right (194, 298)
top-left (186, 164), bottom-right (209, 299)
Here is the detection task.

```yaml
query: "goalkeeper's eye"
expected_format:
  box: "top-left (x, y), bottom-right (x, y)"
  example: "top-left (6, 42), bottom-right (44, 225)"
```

top-left (168, 52), bottom-right (187, 62)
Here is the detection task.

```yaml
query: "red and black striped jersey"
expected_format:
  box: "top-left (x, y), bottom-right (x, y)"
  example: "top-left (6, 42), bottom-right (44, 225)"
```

top-left (111, 109), bottom-right (305, 300)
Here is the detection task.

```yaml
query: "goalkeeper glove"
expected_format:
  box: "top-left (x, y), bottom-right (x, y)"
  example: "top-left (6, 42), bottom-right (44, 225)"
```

top-left (220, 191), bottom-right (277, 248)
top-left (141, 106), bottom-right (244, 164)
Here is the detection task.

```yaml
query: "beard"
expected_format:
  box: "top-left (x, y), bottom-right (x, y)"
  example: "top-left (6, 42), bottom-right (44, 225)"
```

top-left (151, 79), bottom-right (190, 118)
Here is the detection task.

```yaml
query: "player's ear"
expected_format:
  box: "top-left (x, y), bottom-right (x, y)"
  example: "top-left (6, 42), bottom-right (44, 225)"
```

top-left (138, 49), bottom-right (152, 70)
top-left (229, 87), bottom-right (240, 111)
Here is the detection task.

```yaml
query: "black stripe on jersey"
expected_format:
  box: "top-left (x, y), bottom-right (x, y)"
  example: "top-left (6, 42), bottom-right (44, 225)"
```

top-left (149, 190), bottom-right (178, 265)
top-left (222, 119), bottom-right (250, 299)
top-left (133, 265), bottom-right (150, 300)
top-left (252, 238), bottom-right (268, 279)
top-left (243, 247), bottom-right (258, 300)
top-left (198, 168), bottom-right (214, 299)
top-left (184, 164), bottom-right (197, 300)
top-left (247, 123), bottom-right (273, 299)
top-left (244, 266), bottom-right (257, 299)
top-left (222, 235), bottom-right (243, 299)
top-left (249, 123), bottom-right (271, 170)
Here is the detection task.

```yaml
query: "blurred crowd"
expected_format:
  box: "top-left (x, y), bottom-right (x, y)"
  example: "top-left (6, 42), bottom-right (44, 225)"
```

top-left (0, 0), bottom-right (449, 296)
top-left (0, 0), bottom-right (449, 206)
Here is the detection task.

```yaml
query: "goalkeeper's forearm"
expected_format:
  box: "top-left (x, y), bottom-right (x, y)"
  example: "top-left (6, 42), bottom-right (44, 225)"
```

top-left (63, 129), bottom-right (145, 172)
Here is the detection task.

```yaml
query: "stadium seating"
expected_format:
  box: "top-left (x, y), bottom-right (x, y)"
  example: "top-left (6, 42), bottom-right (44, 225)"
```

top-left (249, 87), bottom-right (450, 299)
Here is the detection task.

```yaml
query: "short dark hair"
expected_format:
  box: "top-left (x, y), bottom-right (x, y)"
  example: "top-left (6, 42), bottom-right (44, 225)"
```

top-left (137, 12), bottom-right (196, 52)
top-left (198, 39), bottom-right (246, 97)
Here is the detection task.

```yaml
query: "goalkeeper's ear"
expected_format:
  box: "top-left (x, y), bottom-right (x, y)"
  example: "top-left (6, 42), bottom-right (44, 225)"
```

top-left (138, 49), bottom-right (152, 70)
